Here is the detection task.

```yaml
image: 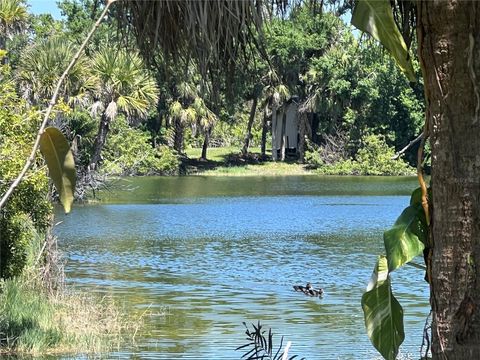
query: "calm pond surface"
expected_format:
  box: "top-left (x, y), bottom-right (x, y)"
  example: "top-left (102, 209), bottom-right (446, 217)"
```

top-left (54, 176), bottom-right (430, 359)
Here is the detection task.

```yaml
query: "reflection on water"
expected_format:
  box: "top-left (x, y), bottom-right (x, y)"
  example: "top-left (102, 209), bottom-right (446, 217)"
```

top-left (54, 176), bottom-right (429, 359)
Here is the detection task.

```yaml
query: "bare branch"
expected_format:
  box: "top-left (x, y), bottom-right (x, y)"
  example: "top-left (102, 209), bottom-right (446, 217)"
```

top-left (391, 133), bottom-right (423, 160)
top-left (0, 0), bottom-right (117, 211)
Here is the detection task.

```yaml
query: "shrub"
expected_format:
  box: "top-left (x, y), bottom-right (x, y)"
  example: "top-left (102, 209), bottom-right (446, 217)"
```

top-left (0, 62), bottom-right (51, 280)
top-left (353, 134), bottom-right (413, 175)
top-left (102, 117), bottom-right (180, 175)
top-left (304, 140), bottom-right (324, 168)
top-left (313, 134), bottom-right (414, 176)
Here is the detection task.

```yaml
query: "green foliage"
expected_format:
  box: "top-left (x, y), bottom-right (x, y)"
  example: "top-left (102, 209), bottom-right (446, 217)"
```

top-left (64, 110), bottom-right (98, 167)
top-left (362, 189), bottom-right (429, 359)
top-left (30, 13), bottom-right (63, 40)
top-left (0, 213), bottom-right (35, 279)
top-left (0, 0), bottom-right (28, 51)
top-left (0, 241), bottom-right (126, 355)
top-left (58, 0), bottom-right (116, 49)
top-left (91, 46), bottom-right (158, 120)
top-left (354, 135), bottom-right (413, 175)
top-left (384, 204), bottom-right (427, 272)
top-left (0, 62), bottom-right (51, 279)
top-left (303, 141), bottom-right (324, 168)
top-left (310, 134), bottom-right (413, 176)
top-left (351, 0), bottom-right (416, 82)
top-left (39, 127), bottom-right (76, 214)
top-left (265, 9), bottom-right (343, 87)
top-left (102, 117), bottom-right (179, 176)
top-left (17, 36), bottom-right (93, 105)
top-left (0, 277), bottom-right (63, 352)
top-left (361, 256), bottom-right (404, 360)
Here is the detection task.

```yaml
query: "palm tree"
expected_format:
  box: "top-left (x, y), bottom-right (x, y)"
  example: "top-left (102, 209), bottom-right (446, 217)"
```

top-left (191, 96), bottom-right (218, 160)
top-left (168, 99), bottom-right (196, 154)
top-left (166, 78), bottom-right (198, 153)
top-left (17, 37), bottom-right (94, 106)
top-left (89, 47), bottom-right (158, 169)
top-left (241, 84), bottom-right (262, 156)
top-left (0, 0), bottom-right (27, 61)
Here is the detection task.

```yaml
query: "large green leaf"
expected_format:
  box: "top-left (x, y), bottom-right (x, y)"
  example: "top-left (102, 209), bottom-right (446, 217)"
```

top-left (362, 256), bottom-right (404, 360)
top-left (351, 0), bottom-right (416, 82)
top-left (409, 187), bottom-right (423, 207)
top-left (384, 204), bottom-right (427, 272)
top-left (39, 127), bottom-right (76, 213)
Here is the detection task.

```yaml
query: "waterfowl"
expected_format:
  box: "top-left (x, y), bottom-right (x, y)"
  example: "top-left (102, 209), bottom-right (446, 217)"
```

top-left (293, 283), bottom-right (323, 297)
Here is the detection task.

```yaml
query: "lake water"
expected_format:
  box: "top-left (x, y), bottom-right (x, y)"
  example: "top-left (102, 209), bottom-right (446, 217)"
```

top-left (54, 176), bottom-right (430, 359)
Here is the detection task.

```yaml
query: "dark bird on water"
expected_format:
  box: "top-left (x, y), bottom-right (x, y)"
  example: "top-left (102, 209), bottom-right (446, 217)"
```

top-left (293, 282), bottom-right (324, 297)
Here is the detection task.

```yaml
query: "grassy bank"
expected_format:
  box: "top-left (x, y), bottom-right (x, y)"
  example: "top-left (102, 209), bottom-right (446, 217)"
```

top-left (0, 231), bottom-right (130, 356)
top-left (0, 278), bottom-right (125, 356)
top-left (183, 145), bottom-right (415, 177)
top-left (185, 146), bottom-right (248, 163)
top-left (184, 147), bottom-right (313, 176)
top-left (201, 161), bottom-right (311, 176)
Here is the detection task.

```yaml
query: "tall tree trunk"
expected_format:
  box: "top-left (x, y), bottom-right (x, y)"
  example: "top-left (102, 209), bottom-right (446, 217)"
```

top-left (260, 108), bottom-right (268, 157)
top-left (242, 97), bottom-right (258, 155)
top-left (419, 1), bottom-right (480, 357)
top-left (89, 113), bottom-right (110, 170)
top-left (152, 113), bottom-right (162, 148)
top-left (173, 118), bottom-right (184, 153)
top-left (279, 108), bottom-right (286, 161)
top-left (201, 127), bottom-right (211, 161)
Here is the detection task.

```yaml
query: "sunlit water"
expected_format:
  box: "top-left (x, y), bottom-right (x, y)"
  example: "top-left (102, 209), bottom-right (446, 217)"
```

top-left (54, 176), bottom-right (430, 359)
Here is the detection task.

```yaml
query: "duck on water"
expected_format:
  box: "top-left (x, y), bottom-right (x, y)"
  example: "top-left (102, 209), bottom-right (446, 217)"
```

top-left (293, 283), bottom-right (323, 297)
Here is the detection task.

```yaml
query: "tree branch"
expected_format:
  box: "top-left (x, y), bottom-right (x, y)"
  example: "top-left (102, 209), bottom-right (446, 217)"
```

top-left (391, 133), bottom-right (423, 160)
top-left (0, 0), bottom-right (117, 211)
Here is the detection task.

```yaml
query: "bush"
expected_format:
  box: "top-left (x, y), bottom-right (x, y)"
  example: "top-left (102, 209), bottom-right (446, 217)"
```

top-left (304, 140), bottom-right (324, 168)
top-left (311, 134), bottom-right (414, 176)
top-left (102, 117), bottom-right (180, 176)
top-left (0, 62), bottom-right (51, 280)
top-left (0, 214), bottom-right (36, 279)
top-left (353, 134), bottom-right (413, 175)
top-left (155, 145), bottom-right (181, 175)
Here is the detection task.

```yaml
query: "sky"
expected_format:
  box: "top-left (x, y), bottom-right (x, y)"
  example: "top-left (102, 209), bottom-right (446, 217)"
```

top-left (28, 0), bottom-right (63, 19)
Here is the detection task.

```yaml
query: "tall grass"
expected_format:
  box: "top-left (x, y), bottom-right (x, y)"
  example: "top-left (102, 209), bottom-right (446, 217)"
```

top-left (0, 229), bottom-right (130, 356)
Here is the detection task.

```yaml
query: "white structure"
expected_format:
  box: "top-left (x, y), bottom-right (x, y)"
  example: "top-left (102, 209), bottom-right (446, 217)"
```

top-left (271, 101), bottom-right (299, 160)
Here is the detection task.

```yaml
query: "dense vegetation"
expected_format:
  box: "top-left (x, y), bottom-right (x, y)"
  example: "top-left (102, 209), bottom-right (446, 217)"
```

top-left (0, 1), bottom-right (129, 354)
top-left (0, 0), bottom-right (428, 357)
top-left (4, 0), bottom-right (480, 359)
top-left (3, 0), bottom-right (422, 180)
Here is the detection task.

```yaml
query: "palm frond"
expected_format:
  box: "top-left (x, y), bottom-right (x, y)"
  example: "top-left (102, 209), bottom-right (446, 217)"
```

top-left (169, 100), bottom-right (183, 118)
top-left (115, 0), bottom-right (288, 76)
top-left (91, 45), bottom-right (159, 121)
top-left (236, 321), bottom-right (305, 360)
top-left (17, 36), bottom-right (91, 105)
top-left (0, 0), bottom-right (28, 38)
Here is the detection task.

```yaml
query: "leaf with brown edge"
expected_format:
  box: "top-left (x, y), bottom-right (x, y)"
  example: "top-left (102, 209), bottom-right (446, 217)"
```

top-left (39, 127), bottom-right (76, 213)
